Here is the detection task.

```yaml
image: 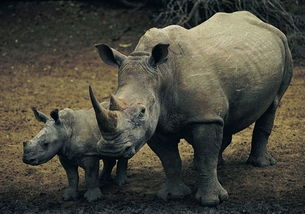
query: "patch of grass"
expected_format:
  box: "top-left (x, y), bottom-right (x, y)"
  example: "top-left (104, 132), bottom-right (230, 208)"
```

top-left (0, 1), bottom-right (154, 73)
top-left (154, 0), bottom-right (305, 63)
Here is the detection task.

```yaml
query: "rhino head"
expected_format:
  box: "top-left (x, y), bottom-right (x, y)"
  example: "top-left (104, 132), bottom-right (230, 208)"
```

top-left (90, 43), bottom-right (169, 158)
top-left (23, 108), bottom-right (71, 165)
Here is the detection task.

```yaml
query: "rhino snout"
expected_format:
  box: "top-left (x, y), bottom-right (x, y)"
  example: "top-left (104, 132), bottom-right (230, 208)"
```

top-left (98, 141), bottom-right (134, 158)
top-left (23, 141), bottom-right (32, 155)
top-left (22, 141), bottom-right (39, 165)
top-left (22, 155), bottom-right (39, 165)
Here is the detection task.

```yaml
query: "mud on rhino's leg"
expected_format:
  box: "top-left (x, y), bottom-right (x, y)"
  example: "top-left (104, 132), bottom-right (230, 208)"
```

top-left (186, 123), bottom-right (229, 206)
top-left (192, 134), bottom-right (231, 169)
top-left (100, 158), bottom-right (116, 183)
top-left (115, 158), bottom-right (129, 186)
top-left (148, 133), bottom-right (191, 201)
top-left (59, 155), bottom-right (80, 201)
top-left (247, 100), bottom-right (278, 167)
top-left (81, 157), bottom-right (103, 202)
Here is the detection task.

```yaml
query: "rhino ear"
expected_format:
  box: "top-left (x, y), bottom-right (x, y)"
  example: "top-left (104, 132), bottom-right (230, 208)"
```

top-left (50, 109), bottom-right (60, 125)
top-left (31, 107), bottom-right (49, 123)
top-left (95, 44), bottom-right (127, 67)
top-left (149, 43), bottom-right (169, 68)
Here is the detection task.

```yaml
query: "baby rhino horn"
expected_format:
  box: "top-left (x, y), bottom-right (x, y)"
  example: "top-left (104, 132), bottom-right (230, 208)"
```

top-left (110, 95), bottom-right (127, 111)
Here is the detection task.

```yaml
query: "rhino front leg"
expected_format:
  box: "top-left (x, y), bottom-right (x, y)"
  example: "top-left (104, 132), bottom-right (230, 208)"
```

top-left (247, 101), bottom-right (277, 167)
top-left (115, 158), bottom-right (129, 186)
top-left (192, 134), bottom-right (232, 169)
top-left (100, 158), bottom-right (116, 183)
top-left (148, 133), bottom-right (191, 201)
top-left (59, 156), bottom-right (80, 201)
top-left (186, 123), bottom-right (228, 206)
top-left (82, 157), bottom-right (102, 202)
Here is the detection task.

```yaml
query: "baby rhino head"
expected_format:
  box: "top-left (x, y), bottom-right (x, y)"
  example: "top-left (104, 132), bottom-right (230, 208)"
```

top-left (23, 108), bottom-right (71, 165)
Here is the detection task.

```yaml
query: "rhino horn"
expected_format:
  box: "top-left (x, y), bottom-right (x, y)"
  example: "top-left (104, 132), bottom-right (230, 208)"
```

top-left (89, 86), bottom-right (118, 133)
top-left (110, 95), bottom-right (127, 111)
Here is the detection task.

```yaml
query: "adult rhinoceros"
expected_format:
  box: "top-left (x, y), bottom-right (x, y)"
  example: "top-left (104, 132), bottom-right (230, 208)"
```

top-left (89, 11), bottom-right (293, 206)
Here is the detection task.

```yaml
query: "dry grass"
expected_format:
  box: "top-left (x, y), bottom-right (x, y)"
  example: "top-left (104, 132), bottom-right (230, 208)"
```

top-left (155, 0), bottom-right (295, 29)
top-left (154, 0), bottom-right (305, 63)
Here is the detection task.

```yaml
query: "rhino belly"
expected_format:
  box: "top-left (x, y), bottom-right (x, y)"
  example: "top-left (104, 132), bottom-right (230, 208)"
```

top-left (223, 78), bottom-right (281, 134)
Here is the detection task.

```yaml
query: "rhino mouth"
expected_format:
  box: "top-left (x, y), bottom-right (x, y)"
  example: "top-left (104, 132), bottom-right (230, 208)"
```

top-left (23, 156), bottom-right (40, 165)
top-left (22, 153), bottom-right (51, 166)
top-left (98, 141), bottom-right (136, 158)
top-left (99, 140), bottom-right (146, 159)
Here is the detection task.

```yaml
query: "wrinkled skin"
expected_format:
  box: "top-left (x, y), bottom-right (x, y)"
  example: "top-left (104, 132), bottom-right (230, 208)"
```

top-left (23, 107), bottom-right (129, 202)
top-left (90, 11), bottom-right (293, 206)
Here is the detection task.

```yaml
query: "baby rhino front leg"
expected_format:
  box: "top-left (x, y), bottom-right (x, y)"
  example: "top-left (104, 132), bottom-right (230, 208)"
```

top-left (59, 156), bottom-right (80, 201)
top-left (187, 123), bottom-right (228, 206)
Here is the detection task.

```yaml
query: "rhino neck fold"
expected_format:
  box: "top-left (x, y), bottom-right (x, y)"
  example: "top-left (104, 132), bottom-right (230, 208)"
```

top-left (115, 84), bottom-right (159, 107)
top-left (58, 118), bottom-right (73, 159)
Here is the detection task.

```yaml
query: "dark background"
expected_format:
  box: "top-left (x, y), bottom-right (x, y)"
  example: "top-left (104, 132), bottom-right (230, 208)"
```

top-left (0, 1), bottom-right (304, 213)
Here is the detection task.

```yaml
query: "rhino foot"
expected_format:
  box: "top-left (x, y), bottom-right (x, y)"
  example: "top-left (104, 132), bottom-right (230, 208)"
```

top-left (62, 187), bottom-right (80, 201)
top-left (196, 182), bottom-right (228, 207)
top-left (247, 152), bottom-right (276, 167)
top-left (201, 207), bottom-right (219, 214)
top-left (157, 180), bottom-right (191, 201)
top-left (114, 174), bottom-right (130, 186)
top-left (218, 155), bottom-right (225, 166)
top-left (99, 173), bottom-right (113, 185)
top-left (84, 187), bottom-right (102, 202)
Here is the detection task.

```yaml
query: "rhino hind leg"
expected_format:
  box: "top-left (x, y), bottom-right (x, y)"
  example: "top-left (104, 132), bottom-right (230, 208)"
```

top-left (148, 134), bottom-right (191, 201)
top-left (247, 100), bottom-right (278, 167)
top-left (218, 135), bottom-right (232, 166)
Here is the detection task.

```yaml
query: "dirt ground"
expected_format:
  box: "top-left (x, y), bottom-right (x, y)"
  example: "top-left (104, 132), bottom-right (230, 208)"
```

top-left (0, 2), bottom-right (304, 213)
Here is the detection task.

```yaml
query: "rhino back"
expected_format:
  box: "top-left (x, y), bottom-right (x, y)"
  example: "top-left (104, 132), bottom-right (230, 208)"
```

top-left (136, 11), bottom-right (291, 133)
top-left (181, 11), bottom-right (289, 131)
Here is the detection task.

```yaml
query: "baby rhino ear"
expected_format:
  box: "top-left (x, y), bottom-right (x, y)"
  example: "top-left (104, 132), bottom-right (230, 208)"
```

top-left (50, 109), bottom-right (60, 125)
top-left (31, 107), bottom-right (49, 123)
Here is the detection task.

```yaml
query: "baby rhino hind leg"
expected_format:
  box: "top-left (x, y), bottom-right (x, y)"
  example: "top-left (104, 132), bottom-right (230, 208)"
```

top-left (247, 100), bottom-right (278, 167)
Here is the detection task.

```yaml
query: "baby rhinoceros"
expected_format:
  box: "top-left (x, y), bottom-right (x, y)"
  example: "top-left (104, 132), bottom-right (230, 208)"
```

top-left (22, 107), bottom-right (129, 202)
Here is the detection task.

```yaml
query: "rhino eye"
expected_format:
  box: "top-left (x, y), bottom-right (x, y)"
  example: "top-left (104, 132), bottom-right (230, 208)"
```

top-left (42, 142), bottom-right (49, 149)
top-left (139, 107), bottom-right (146, 118)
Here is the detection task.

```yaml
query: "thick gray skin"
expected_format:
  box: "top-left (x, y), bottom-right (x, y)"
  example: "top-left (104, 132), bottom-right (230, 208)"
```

top-left (23, 107), bottom-right (129, 202)
top-left (90, 11), bottom-right (293, 206)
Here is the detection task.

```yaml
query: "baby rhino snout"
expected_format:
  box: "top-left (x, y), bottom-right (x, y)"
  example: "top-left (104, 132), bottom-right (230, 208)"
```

top-left (23, 141), bottom-right (31, 153)
top-left (23, 141), bottom-right (29, 148)
top-left (22, 141), bottom-right (37, 165)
